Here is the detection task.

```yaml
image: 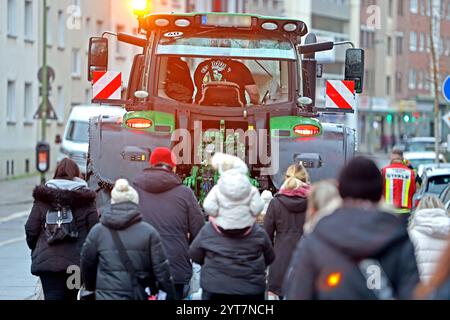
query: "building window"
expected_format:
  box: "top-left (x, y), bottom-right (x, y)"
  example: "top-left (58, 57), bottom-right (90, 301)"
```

top-left (96, 20), bottom-right (104, 37)
top-left (417, 71), bottom-right (423, 90)
top-left (419, 0), bottom-right (426, 15)
top-left (24, 83), bottom-right (33, 123)
top-left (410, 0), bottom-right (418, 13)
top-left (116, 25), bottom-right (126, 57)
top-left (386, 76), bottom-right (391, 95)
top-left (387, 36), bottom-right (392, 56)
top-left (7, 0), bottom-right (17, 37)
top-left (7, 81), bottom-right (16, 124)
top-left (46, 6), bottom-right (52, 46)
top-left (86, 17), bottom-right (92, 37)
top-left (71, 49), bottom-right (81, 77)
top-left (396, 72), bottom-right (402, 94)
top-left (58, 10), bottom-right (65, 49)
top-left (398, 0), bottom-right (404, 15)
top-left (410, 32), bottom-right (417, 51)
top-left (57, 86), bottom-right (65, 123)
top-left (419, 32), bottom-right (425, 52)
top-left (24, 0), bottom-right (33, 41)
top-left (424, 71), bottom-right (430, 90)
top-left (408, 69), bottom-right (417, 90)
top-left (85, 88), bottom-right (91, 104)
top-left (396, 35), bottom-right (404, 54)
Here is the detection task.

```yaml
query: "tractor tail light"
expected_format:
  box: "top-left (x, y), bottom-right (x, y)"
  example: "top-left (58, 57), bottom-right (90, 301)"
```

top-left (126, 118), bottom-right (153, 129)
top-left (293, 124), bottom-right (321, 137)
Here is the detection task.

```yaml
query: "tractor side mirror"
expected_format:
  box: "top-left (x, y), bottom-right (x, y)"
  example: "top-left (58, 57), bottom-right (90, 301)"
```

top-left (345, 48), bottom-right (365, 94)
top-left (88, 37), bottom-right (109, 81)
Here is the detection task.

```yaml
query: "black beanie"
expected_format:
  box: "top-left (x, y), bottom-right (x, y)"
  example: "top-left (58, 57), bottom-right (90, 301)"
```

top-left (338, 157), bottom-right (383, 202)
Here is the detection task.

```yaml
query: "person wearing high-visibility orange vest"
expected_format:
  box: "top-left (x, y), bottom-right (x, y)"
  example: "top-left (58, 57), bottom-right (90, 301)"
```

top-left (382, 149), bottom-right (416, 218)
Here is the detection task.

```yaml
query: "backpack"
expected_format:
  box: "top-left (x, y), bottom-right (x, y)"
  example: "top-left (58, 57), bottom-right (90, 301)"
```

top-left (44, 205), bottom-right (79, 245)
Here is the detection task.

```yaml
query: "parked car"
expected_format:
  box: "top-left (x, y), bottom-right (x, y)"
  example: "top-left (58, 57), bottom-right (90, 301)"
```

top-left (417, 163), bottom-right (450, 179)
top-left (413, 168), bottom-right (450, 208)
top-left (439, 184), bottom-right (450, 210)
top-left (57, 105), bottom-right (126, 175)
top-left (404, 137), bottom-right (447, 170)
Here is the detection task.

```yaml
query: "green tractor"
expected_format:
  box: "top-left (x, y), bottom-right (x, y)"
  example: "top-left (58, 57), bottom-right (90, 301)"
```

top-left (86, 12), bottom-right (364, 209)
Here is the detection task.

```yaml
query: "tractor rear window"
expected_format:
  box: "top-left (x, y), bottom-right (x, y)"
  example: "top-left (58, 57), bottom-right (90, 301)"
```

top-left (157, 56), bottom-right (290, 106)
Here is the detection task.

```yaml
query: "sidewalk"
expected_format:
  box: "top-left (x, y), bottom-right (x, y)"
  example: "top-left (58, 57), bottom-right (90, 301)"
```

top-left (0, 175), bottom-right (42, 300)
top-left (0, 175), bottom-right (41, 218)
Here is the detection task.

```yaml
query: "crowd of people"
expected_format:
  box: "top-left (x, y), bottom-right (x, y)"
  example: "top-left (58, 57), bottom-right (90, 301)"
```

top-left (24, 147), bottom-right (450, 300)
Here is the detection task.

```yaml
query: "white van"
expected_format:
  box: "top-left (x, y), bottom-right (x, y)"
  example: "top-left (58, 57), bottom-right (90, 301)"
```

top-left (58, 105), bottom-right (126, 174)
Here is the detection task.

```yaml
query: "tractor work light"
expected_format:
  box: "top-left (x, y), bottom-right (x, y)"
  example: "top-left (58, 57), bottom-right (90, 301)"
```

top-left (126, 118), bottom-right (153, 129)
top-left (293, 124), bottom-right (321, 137)
top-left (283, 23), bottom-right (297, 32)
top-left (261, 22), bottom-right (278, 31)
top-left (175, 19), bottom-right (191, 27)
top-left (130, 0), bottom-right (149, 15)
top-left (201, 14), bottom-right (252, 28)
top-left (155, 18), bottom-right (170, 27)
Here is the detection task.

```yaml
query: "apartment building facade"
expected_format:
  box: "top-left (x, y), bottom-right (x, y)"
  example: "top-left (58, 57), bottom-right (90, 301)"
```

top-left (358, 0), bottom-right (450, 153)
top-left (0, 0), bottom-right (144, 180)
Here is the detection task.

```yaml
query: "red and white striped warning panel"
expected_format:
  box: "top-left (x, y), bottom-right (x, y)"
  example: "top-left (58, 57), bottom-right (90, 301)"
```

top-left (92, 71), bottom-right (122, 100)
top-left (325, 80), bottom-right (355, 110)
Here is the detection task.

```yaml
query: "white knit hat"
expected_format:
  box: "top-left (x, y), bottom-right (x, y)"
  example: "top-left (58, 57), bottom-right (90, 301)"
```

top-left (111, 179), bottom-right (139, 205)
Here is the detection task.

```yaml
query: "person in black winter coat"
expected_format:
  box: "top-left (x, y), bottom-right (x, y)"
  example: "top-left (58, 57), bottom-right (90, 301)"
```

top-left (133, 147), bottom-right (205, 300)
top-left (264, 164), bottom-right (311, 299)
top-left (81, 179), bottom-right (175, 300)
top-left (189, 156), bottom-right (275, 300)
top-left (189, 221), bottom-right (275, 300)
top-left (25, 158), bottom-right (98, 300)
top-left (284, 157), bottom-right (420, 300)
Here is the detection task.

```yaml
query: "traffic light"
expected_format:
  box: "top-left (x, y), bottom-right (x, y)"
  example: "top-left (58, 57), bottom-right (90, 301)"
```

top-left (403, 114), bottom-right (410, 123)
top-left (36, 142), bottom-right (50, 173)
top-left (386, 114), bottom-right (393, 124)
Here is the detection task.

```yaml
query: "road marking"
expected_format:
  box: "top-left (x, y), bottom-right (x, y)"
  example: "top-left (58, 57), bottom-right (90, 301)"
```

top-left (0, 211), bottom-right (29, 224)
top-left (0, 236), bottom-right (25, 248)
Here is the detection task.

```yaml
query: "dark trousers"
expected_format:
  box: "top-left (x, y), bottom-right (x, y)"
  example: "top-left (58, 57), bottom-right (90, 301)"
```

top-left (175, 283), bottom-right (190, 300)
top-left (40, 272), bottom-right (78, 301)
top-left (202, 291), bottom-right (265, 301)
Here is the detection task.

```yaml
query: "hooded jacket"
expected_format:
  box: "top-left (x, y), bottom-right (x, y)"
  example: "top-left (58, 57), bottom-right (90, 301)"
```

top-left (203, 169), bottom-right (264, 230)
top-left (25, 181), bottom-right (98, 275)
top-left (80, 202), bottom-right (175, 300)
top-left (284, 207), bottom-right (420, 300)
top-left (264, 186), bottom-right (309, 296)
top-left (408, 208), bottom-right (450, 283)
top-left (133, 168), bottom-right (205, 285)
top-left (189, 223), bottom-right (275, 296)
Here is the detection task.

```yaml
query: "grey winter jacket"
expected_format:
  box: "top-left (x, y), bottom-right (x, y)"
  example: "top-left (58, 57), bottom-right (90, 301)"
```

top-left (133, 168), bottom-right (205, 285)
top-left (284, 207), bottom-right (420, 300)
top-left (80, 202), bottom-right (175, 300)
top-left (189, 223), bottom-right (275, 296)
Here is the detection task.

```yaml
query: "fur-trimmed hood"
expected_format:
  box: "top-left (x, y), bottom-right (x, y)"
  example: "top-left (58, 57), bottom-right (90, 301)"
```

top-left (33, 185), bottom-right (96, 208)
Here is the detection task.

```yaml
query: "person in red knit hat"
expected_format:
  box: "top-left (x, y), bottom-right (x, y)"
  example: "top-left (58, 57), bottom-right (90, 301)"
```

top-left (133, 147), bottom-right (205, 300)
top-left (150, 147), bottom-right (177, 171)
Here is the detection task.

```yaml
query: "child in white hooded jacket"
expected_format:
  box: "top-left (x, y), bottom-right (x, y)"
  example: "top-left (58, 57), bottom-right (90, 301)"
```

top-left (203, 153), bottom-right (264, 230)
top-left (408, 195), bottom-right (450, 283)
